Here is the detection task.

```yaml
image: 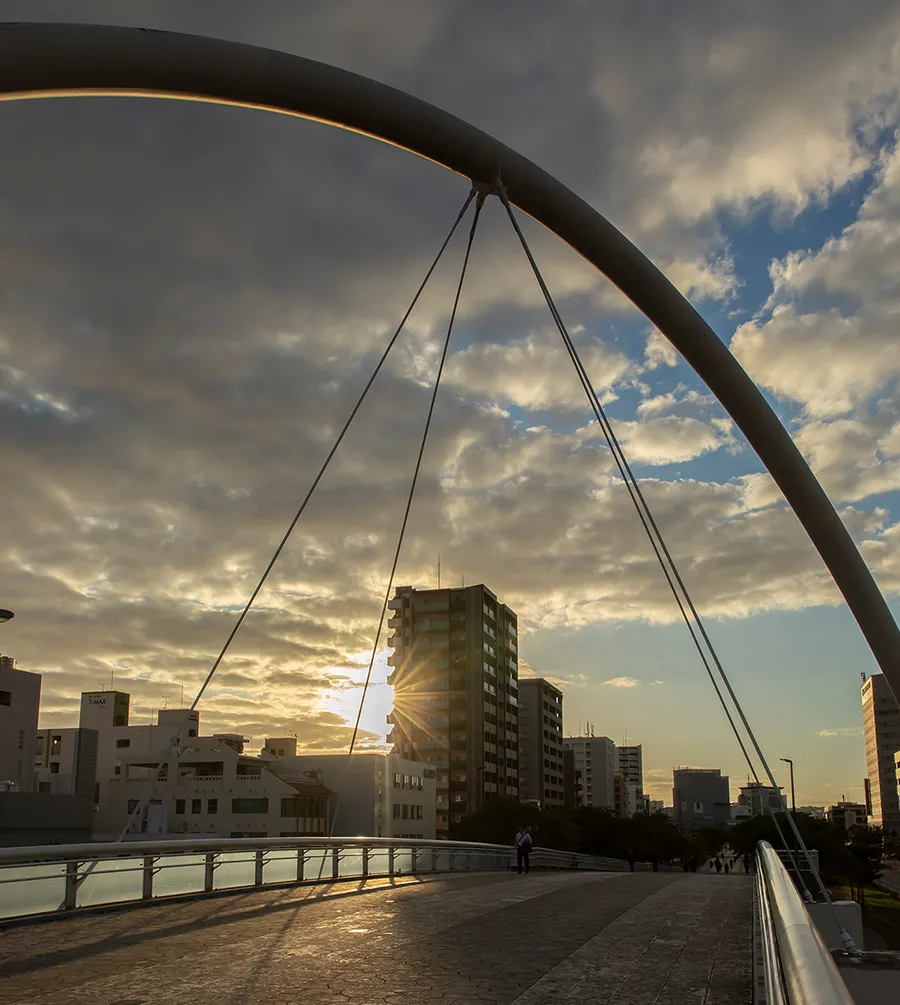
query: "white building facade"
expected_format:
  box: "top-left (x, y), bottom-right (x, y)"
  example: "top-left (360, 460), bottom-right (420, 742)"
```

top-left (97, 734), bottom-right (332, 840)
top-left (261, 741), bottom-right (436, 839)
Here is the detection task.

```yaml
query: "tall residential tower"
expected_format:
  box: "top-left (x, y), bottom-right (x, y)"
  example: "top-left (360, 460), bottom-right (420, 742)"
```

top-left (387, 584), bottom-right (519, 837)
top-left (518, 678), bottom-right (564, 808)
top-left (862, 673), bottom-right (900, 835)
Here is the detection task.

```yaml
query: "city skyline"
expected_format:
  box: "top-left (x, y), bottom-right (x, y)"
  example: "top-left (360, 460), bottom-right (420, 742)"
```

top-left (5, 2), bottom-right (900, 810)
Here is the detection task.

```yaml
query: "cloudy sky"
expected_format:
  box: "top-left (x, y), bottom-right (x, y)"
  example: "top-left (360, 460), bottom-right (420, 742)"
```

top-left (3, 1), bottom-right (900, 805)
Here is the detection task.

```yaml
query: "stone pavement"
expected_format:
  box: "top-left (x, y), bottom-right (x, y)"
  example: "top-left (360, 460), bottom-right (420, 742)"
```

top-left (0, 870), bottom-right (753, 1004)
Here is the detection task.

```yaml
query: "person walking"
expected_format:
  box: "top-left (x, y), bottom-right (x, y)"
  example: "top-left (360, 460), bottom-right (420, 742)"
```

top-left (627, 848), bottom-right (636, 873)
top-left (714, 856), bottom-right (722, 874)
top-left (515, 825), bottom-right (532, 874)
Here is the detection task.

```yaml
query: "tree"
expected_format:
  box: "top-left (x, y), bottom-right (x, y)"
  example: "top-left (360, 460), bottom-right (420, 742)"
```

top-left (848, 826), bottom-right (883, 907)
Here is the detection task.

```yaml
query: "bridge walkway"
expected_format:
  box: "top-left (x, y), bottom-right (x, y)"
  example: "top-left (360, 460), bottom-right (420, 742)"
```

top-left (1, 871), bottom-right (752, 1004)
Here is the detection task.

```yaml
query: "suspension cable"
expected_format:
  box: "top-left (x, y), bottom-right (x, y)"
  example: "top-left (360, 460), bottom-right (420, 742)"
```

top-left (103, 189), bottom-right (477, 853)
top-left (497, 188), bottom-right (837, 908)
top-left (328, 192), bottom-right (486, 838)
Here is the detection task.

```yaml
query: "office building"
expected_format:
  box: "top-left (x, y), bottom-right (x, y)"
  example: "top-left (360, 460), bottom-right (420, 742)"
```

top-left (0, 655), bottom-right (40, 792)
top-left (672, 767), bottom-right (731, 829)
top-left (518, 678), bottom-right (564, 809)
top-left (862, 673), bottom-right (900, 835)
top-left (826, 801), bottom-right (868, 830)
top-left (737, 782), bottom-right (785, 817)
top-left (261, 740), bottom-right (436, 839)
top-left (34, 726), bottom-right (98, 797)
top-left (563, 735), bottom-right (616, 810)
top-left (97, 732), bottom-right (333, 839)
top-left (386, 584), bottom-right (519, 837)
top-left (0, 792), bottom-right (94, 847)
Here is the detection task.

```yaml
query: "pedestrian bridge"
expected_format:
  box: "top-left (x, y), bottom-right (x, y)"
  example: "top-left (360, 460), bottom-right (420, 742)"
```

top-left (1, 836), bottom-right (894, 1004)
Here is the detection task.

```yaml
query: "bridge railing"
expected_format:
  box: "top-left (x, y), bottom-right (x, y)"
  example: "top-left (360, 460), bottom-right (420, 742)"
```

top-left (756, 840), bottom-right (853, 1005)
top-left (0, 835), bottom-right (633, 923)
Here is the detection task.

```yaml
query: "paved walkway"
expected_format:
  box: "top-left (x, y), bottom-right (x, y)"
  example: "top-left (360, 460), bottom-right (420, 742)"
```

top-left (0, 871), bottom-right (753, 1004)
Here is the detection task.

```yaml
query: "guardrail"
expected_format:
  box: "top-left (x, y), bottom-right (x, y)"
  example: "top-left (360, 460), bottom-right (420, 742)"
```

top-left (755, 840), bottom-right (853, 1005)
top-left (0, 836), bottom-right (634, 924)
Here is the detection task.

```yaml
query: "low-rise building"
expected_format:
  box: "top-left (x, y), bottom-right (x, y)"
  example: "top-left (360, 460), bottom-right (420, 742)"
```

top-left (0, 656), bottom-right (41, 792)
top-left (826, 801), bottom-right (868, 830)
top-left (796, 805), bottom-right (825, 819)
top-left (34, 727), bottom-right (98, 798)
top-left (261, 741), bottom-right (436, 839)
top-left (737, 782), bottom-right (785, 817)
top-left (97, 733), bottom-right (333, 840)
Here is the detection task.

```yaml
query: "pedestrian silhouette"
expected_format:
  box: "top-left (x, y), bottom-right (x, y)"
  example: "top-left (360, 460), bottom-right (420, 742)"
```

top-left (515, 825), bottom-right (532, 874)
top-left (714, 856), bottom-right (722, 873)
top-left (627, 848), bottom-right (635, 873)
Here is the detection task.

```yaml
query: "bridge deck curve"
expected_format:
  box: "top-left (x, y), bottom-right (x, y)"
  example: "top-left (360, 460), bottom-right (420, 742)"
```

top-left (1, 871), bottom-right (752, 1004)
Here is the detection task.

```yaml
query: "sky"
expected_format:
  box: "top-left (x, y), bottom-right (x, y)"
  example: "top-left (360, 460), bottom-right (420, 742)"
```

top-left (3, 1), bottom-right (900, 806)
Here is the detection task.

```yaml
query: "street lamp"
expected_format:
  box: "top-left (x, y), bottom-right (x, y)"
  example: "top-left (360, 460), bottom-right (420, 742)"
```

top-left (0, 609), bottom-right (14, 624)
top-left (780, 757), bottom-right (796, 813)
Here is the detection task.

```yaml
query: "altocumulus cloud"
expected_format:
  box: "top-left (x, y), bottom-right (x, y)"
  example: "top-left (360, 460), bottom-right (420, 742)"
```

top-left (2, 0), bottom-right (900, 750)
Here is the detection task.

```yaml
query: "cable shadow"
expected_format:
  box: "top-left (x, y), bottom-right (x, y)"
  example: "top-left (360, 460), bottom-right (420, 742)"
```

top-left (0, 875), bottom-right (431, 978)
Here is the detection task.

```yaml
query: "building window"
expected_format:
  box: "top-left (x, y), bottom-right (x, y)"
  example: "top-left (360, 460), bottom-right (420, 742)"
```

top-left (192, 799), bottom-right (202, 814)
top-left (232, 797), bottom-right (268, 814)
top-left (116, 738), bottom-right (131, 748)
top-left (208, 799), bottom-right (218, 814)
top-left (393, 804), bottom-right (400, 819)
top-left (50, 761), bottom-right (60, 774)
top-left (416, 806), bottom-right (424, 820)
top-left (50, 735), bottom-right (62, 755)
top-left (0, 690), bottom-right (11, 706)
top-left (175, 799), bottom-right (185, 814)
top-left (127, 799), bottom-right (140, 814)
top-left (402, 804), bottom-right (409, 819)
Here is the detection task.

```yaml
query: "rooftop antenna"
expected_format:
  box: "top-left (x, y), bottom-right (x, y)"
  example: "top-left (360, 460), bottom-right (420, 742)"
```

top-left (180, 683), bottom-right (184, 708)
top-left (437, 553), bottom-right (441, 590)
top-left (110, 668), bottom-right (115, 690)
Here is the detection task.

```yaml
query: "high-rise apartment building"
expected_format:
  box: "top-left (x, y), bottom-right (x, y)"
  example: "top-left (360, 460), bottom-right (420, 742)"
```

top-left (518, 678), bottom-right (564, 808)
top-left (386, 584), bottom-right (519, 837)
top-left (862, 673), bottom-right (900, 835)
top-left (616, 744), bottom-right (643, 806)
top-left (563, 735), bottom-right (616, 810)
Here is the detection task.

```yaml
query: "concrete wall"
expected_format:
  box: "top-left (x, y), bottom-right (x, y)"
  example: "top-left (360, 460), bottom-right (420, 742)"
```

top-left (0, 663), bottom-right (40, 792)
top-left (0, 792), bottom-right (93, 846)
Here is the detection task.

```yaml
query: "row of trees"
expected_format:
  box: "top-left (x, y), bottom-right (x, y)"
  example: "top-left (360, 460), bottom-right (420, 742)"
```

top-left (452, 798), bottom-right (885, 894)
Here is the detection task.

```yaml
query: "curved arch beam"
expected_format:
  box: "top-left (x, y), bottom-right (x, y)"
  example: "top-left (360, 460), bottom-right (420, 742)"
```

top-left (2, 22), bottom-right (897, 698)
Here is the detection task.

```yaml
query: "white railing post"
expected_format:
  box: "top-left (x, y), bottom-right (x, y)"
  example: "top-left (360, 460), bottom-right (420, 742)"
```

top-left (142, 855), bottom-right (155, 900)
top-left (64, 859), bottom-right (79, 911)
top-left (204, 851), bottom-right (216, 892)
top-left (296, 848), bottom-right (305, 883)
top-left (388, 846), bottom-right (395, 878)
top-left (331, 845), bottom-right (339, 881)
top-left (254, 849), bottom-right (264, 886)
top-left (362, 846), bottom-right (369, 879)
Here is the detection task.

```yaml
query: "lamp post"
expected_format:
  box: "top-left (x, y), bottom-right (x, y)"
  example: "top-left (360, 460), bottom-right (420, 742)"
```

top-left (780, 757), bottom-right (796, 813)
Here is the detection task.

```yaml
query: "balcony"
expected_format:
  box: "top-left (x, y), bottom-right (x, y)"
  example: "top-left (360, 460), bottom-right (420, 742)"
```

top-left (387, 616), bottom-right (402, 629)
top-left (388, 596), bottom-right (404, 611)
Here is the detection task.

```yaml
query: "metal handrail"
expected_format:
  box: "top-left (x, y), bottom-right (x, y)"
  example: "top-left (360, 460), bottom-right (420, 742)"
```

top-left (756, 841), bottom-right (854, 1005)
top-left (0, 836), bottom-right (633, 923)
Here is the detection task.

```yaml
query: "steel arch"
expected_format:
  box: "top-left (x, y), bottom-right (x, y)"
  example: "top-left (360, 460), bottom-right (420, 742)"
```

top-left (2, 22), bottom-right (897, 699)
